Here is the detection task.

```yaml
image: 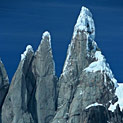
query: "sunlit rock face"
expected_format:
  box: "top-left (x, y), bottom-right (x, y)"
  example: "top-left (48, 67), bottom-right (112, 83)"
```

top-left (31, 31), bottom-right (57, 123)
top-left (0, 6), bottom-right (122, 123)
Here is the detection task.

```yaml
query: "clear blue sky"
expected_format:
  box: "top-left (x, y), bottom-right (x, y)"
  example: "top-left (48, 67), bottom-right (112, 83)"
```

top-left (0, 0), bottom-right (123, 82)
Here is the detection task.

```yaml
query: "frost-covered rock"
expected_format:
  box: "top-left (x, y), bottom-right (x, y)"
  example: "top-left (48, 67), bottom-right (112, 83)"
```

top-left (73, 6), bottom-right (95, 40)
top-left (21, 45), bottom-right (34, 61)
top-left (108, 83), bottom-right (123, 112)
top-left (84, 50), bottom-right (118, 88)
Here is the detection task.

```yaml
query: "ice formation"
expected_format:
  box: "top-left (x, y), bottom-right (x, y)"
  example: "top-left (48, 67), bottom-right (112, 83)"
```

top-left (84, 50), bottom-right (118, 88)
top-left (85, 102), bottom-right (103, 109)
top-left (42, 31), bottom-right (51, 40)
top-left (21, 45), bottom-right (34, 61)
top-left (109, 83), bottom-right (123, 112)
top-left (73, 6), bottom-right (95, 39)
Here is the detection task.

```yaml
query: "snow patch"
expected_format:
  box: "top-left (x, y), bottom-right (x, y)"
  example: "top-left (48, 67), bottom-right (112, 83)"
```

top-left (21, 45), bottom-right (34, 61)
top-left (42, 31), bottom-right (51, 48)
top-left (84, 51), bottom-right (118, 88)
top-left (108, 83), bottom-right (123, 112)
top-left (80, 90), bottom-right (83, 95)
top-left (62, 44), bottom-right (72, 73)
top-left (42, 31), bottom-right (50, 40)
top-left (85, 102), bottom-right (103, 109)
top-left (0, 58), bottom-right (2, 63)
top-left (73, 6), bottom-right (95, 40)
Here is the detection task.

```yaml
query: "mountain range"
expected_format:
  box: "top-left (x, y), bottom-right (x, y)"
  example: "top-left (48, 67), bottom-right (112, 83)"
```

top-left (0, 6), bottom-right (123, 123)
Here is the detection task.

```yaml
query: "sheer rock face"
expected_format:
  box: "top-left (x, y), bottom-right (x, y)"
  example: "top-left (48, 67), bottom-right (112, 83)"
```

top-left (0, 6), bottom-right (122, 123)
top-left (0, 60), bottom-right (9, 108)
top-left (1, 32), bottom-right (57, 123)
top-left (31, 32), bottom-right (57, 123)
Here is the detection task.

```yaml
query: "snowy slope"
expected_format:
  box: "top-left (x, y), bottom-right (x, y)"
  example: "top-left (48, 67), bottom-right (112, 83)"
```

top-left (109, 83), bottom-right (123, 112)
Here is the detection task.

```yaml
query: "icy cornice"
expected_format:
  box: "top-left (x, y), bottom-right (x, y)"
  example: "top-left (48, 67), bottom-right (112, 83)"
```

top-left (42, 31), bottom-right (51, 40)
top-left (73, 6), bottom-right (95, 39)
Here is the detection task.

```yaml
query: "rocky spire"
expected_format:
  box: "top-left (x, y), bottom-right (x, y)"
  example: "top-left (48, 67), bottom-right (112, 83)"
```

top-left (33, 31), bottom-right (55, 76)
top-left (31, 31), bottom-right (57, 123)
top-left (0, 5), bottom-right (122, 123)
top-left (1, 31), bottom-right (57, 123)
top-left (62, 6), bottom-right (96, 76)
top-left (1, 45), bottom-right (35, 123)
top-left (52, 6), bottom-right (118, 123)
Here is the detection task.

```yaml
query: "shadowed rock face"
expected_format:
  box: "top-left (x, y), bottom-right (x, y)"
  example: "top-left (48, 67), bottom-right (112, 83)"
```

top-left (80, 104), bottom-right (123, 123)
top-left (0, 6), bottom-right (123, 123)
top-left (0, 60), bottom-right (9, 109)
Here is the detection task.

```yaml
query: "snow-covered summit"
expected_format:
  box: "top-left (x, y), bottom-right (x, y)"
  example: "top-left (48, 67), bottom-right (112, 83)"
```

top-left (21, 45), bottom-right (34, 61)
top-left (73, 6), bottom-right (95, 39)
top-left (42, 31), bottom-right (51, 40)
top-left (41, 31), bottom-right (51, 47)
top-left (63, 6), bottom-right (97, 73)
top-left (84, 50), bottom-right (118, 88)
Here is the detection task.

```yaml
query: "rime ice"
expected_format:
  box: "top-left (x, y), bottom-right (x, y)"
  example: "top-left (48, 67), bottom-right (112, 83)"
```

top-left (21, 45), bottom-right (34, 61)
top-left (73, 6), bottom-right (95, 39)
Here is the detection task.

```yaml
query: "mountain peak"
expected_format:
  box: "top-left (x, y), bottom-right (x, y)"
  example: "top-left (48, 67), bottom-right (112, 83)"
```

top-left (73, 6), bottom-right (95, 40)
top-left (0, 6), bottom-right (123, 123)
top-left (21, 45), bottom-right (34, 61)
top-left (41, 31), bottom-right (51, 46)
top-left (42, 31), bottom-right (51, 40)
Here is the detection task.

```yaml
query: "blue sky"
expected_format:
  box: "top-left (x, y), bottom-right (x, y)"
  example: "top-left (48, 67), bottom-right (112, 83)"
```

top-left (0, 0), bottom-right (123, 82)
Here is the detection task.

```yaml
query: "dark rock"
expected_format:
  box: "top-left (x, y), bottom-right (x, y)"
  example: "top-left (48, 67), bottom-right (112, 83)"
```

top-left (0, 60), bottom-right (9, 108)
top-left (80, 106), bottom-right (108, 123)
top-left (112, 96), bottom-right (118, 104)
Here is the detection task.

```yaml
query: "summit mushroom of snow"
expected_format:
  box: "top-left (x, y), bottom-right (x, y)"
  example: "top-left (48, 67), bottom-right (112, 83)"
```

top-left (73, 6), bottom-right (95, 39)
top-left (41, 31), bottom-right (51, 47)
top-left (21, 45), bottom-right (34, 61)
top-left (42, 31), bottom-right (51, 40)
